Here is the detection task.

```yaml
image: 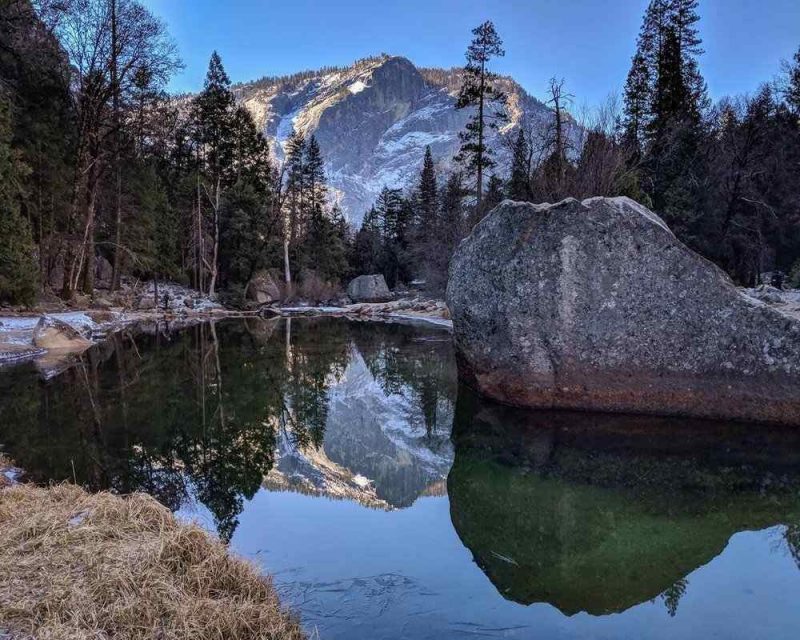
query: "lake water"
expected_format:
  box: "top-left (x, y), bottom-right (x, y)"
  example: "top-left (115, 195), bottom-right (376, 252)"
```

top-left (1, 317), bottom-right (799, 639)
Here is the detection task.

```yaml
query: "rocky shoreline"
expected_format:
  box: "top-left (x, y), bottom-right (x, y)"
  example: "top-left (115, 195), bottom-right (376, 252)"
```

top-left (0, 288), bottom-right (452, 373)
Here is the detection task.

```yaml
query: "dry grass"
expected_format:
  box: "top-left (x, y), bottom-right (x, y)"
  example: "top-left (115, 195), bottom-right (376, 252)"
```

top-left (0, 484), bottom-right (305, 640)
top-left (0, 454), bottom-right (17, 489)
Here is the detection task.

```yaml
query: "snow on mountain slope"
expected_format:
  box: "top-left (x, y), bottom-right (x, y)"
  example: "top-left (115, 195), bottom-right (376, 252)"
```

top-left (233, 54), bottom-right (562, 223)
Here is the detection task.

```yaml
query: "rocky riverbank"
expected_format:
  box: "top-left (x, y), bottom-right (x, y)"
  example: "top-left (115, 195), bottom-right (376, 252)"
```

top-left (0, 281), bottom-right (452, 372)
top-left (277, 298), bottom-right (452, 328)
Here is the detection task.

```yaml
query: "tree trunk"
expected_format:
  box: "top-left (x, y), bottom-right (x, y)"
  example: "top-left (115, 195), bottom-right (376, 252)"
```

top-left (79, 160), bottom-right (99, 296)
top-left (283, 218), bottom-right (291, 290)
top-left (476, 59), bottom-right (485, 209)
top-left (196, 171), bottom-right (203, 293)
top-left (110, 0), bottom-right (123, 291)
top-left (207, 176), bottom-right (220, 297)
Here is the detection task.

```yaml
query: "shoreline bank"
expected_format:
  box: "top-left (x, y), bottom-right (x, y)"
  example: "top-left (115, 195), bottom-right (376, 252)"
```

top-left (0, 479), bottom-right (305, 640)
top-left (0, 297), bottom-right (452, 370)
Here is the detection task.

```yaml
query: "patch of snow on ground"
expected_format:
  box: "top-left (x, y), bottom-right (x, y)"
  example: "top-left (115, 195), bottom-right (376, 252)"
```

top-left (0, 311), bottom-right (97, 334)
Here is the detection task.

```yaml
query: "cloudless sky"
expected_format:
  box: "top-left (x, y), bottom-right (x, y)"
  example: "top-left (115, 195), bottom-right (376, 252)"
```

top-left (141, 0), bottom-right (800, 106)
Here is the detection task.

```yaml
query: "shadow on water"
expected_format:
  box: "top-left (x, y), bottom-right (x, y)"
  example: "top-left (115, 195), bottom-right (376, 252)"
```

top-left (448, 386), bottom-right (800, 616)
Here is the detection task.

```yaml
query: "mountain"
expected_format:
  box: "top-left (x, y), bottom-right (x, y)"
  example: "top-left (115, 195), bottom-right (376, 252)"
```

top-left (233, 54), bottom-right (557, 223)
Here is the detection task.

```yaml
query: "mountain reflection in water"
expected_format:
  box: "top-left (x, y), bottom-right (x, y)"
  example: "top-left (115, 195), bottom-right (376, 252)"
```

top-left (449, 388), bottom-right (800, 616)
top-left (1, 317), bottom-right (799, 639)
top-left (0, 317), bottom-right (456, 541)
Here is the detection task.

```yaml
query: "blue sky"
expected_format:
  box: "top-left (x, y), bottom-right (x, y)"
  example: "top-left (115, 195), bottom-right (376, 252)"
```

top-left (142, 0), bottom-right (800, 106)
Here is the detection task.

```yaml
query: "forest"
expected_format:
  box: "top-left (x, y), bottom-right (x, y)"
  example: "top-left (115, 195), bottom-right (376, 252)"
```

top-left (0, 0), bottom-right (799, 308)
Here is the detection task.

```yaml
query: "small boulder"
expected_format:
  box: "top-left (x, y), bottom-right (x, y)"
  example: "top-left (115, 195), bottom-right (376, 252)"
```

top-left (447, 197), bottom-right (800, 425)
top-left (95, 255), bottom-right (113, 289)
top-left (247, 270), bottom-right (281, 304)
top-left (347, 274), bottom-right (392, 303)
top-left (135, 295), bottom-right (157, 310)
top-left (91, 295), bottom-right (113, 310)
top-left (33, 316), bottom-right (92, 352)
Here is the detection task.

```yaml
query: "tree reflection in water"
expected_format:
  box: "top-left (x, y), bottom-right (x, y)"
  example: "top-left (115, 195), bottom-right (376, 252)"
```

top-left (448, 387), bottom-right (800, 617)
top-left (0, 317), bottom-right (455, 541)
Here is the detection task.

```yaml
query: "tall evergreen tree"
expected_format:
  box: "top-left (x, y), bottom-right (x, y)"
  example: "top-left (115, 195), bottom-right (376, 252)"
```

top-left (455, 20), bottom-right (507, 209)
top-left (304, 135), bottom-right (326, 217)
top-left (622, 51), bottom-right (652, 149)
top-left (507, 128), bottom-right (530, 201)
top-left (281, 129), bottom-right (305, 288)
top-left (483, 174), bottom-right (504, 211)
top-left (412, 146), bottom-right (439, 281)
top-left (192, 51), bottom-right (239, 295)
top-left (416, 146), bottom-right (438, 230)
top-left (621, 0), bottom-right (709, 231)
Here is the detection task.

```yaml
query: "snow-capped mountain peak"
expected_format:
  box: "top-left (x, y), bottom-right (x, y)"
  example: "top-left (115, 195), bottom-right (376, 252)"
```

top-left (234, 54), bottom-right (556, 223)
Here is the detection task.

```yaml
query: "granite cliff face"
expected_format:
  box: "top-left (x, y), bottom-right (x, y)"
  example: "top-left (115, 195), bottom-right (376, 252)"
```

top-left (234, 55), bottom-right (559, 222)
top-left (446, 197), bottom-right (800, 425)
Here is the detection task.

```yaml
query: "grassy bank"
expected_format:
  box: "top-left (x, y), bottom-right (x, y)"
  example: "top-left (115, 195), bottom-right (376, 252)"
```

top-left (0, 484), bottom-right (305, 640)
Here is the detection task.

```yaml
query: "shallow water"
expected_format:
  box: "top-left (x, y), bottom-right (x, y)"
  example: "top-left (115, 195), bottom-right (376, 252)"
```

top-left (1, 317), bottom-right (799, 639)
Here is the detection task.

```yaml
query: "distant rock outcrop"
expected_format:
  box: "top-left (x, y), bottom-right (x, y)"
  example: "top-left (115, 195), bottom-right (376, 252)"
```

top-left (446, 197), bottom-right (800, 425)
top-left (246, 270), bottom-right (281, 304)
top-left (347, 274), bottom-right (391, 303)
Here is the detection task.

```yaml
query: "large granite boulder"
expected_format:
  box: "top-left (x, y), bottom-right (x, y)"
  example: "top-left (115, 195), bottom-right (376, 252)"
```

top-left (446, 197), bottom-right (800, 425)
top-left (347, 274), bottom-right (392, 303)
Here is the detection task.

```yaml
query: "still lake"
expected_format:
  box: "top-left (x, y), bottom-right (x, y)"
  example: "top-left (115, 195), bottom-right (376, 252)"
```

top-left (1, 317), bottom-right (799, 639)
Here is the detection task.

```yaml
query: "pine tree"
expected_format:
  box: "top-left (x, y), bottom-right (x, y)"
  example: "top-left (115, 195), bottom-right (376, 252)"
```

top-left (195, 52), bottom-right (236, 177)
top-left (622, 51), bottom-right (652, 149)
top-left (218, 179), bottom-right (280, 302)
top-left (623, 0), bottom-right (707, 145)
top-left (455, 20), bottom-right (507, 208)
top-left (620, 0), bottom-right (710, 231)
top-left (304, 135), bottom-right (326, 217)
top-left (424, 172), bottom-right (467, 293)
top-left (353, 207), bottom-right (383, 276)
top-left (417, 146), bottom-right (438, 230)
top-left (375, 187), bottom-right (405, 242)
top-left (484, 174), bottom-right (504, 211)
top-left (649, 26), bottom-right (688, 140)
top-left (412, 146), bottom-right (439, 282)
top-left (507, 128), bottom-right (530, 201)
top-left (305, 204), bottom-right (347, 282)
top-left (192, 51), bottom-right (240, 295)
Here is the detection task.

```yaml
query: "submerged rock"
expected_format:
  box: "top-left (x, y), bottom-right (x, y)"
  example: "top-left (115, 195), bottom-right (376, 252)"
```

top-left (446, 197), bottom-right (800, 425)
top-left (347, 274), bottom-right (392, 303)
top-left (32, 316), bottom-right (92, 352)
